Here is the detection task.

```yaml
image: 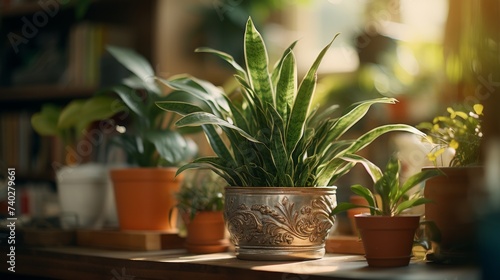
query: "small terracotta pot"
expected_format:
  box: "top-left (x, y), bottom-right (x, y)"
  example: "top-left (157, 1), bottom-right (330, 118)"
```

top-left (184, 211), bottom-right (228, 254)
top-left (110, 167), bottom-right (183, 231)
top-left (355, 214), bottom-right (420, 267)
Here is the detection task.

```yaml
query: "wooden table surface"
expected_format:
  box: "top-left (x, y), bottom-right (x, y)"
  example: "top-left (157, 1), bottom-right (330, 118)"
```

top-left (0, 246), bottom-right (480, 280)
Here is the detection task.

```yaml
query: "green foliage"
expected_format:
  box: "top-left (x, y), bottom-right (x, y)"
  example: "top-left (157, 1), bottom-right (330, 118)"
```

top-left (417, 103), bottom-right (483, 167)
top-left (105, 46), bottom-right (198, 167)
top-left (331, 156), bottom-right (443, 217)
top-left (156, 17), bottom-right (424, 187)
top-left (31, 96), bottom-right (122, 148)
top-left (174, 170), bottom-right (225, 221)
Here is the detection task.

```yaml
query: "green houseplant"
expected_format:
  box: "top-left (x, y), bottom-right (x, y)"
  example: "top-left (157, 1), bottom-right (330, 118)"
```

top-left (156, 17), bottom-right (424, 260)
top-left (104, 46), bottom-right (198, 231)
top-left (417, 103), bottom-right (484, 263)
top-left (173, 170), bottom-right (228, 254)
top-left (31, 96), bottom-right (122, 229)
top-left (331, 156), bottom-right (442, 267)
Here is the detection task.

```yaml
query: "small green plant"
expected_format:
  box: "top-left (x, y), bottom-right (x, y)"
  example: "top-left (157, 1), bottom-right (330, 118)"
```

top-left (105, 46), bottom-right (198, 167)
top-left (156, 17), bottom-right (423, 187)
top-left (31, 96), bottom-right (122, 164)
top-left (417, 103), bottom-right (483, 167)
top-left (174, 170), bottom-right (225, 221)
top-left (331, 155), bottom-right (443, 217)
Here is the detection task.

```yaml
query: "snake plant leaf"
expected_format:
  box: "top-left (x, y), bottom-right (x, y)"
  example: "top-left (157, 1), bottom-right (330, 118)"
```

top-left (320, 97), bottom-right (397, 150)
top-left (31, 104), bottom-right (61, 136)
top-left (107, 45), bottom-right (159, 94)
top-left (156, 101), bottom-right (204, 116)
top-left (275, 51), bottom-right (296, 123)
top-left (244, 17), bottom-right (274, 107)
top-left (341, 153), bottom-right (383, 183)
top-left (175, 112), bottom-right (260, 143)
top-left (271, 40), bottom-right (297, 89)
top-left (345, 124), bottom-right (425, 155)
top-left (286, 33), bottom-right (338, 153)
top-left (195, 47), bottom-right (247, 80)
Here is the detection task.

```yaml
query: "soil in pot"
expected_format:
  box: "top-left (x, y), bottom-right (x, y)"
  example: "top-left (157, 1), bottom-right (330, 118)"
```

top-left (355, 214), bottom-right (420, 267)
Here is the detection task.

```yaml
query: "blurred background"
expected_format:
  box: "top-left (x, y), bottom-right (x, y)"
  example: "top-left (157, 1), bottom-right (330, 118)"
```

top-left (0, 0), bottom-right (498, 234)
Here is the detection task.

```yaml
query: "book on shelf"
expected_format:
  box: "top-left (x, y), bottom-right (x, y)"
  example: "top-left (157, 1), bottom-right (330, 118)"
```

top-left (66, 22), bottom-right (133, 88)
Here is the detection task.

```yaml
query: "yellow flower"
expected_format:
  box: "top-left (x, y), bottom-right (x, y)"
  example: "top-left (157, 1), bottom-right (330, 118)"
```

top-left (473, 104), bottom-right (484, 115)
top-left (449, 139), bottom-right (459, 150)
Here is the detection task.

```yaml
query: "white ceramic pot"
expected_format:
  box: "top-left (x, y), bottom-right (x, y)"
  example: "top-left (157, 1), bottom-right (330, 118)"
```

top-left (56, 163), bottom-right (116, 229)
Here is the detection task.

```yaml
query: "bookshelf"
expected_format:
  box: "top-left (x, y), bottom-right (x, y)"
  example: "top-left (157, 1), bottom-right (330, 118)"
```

top-left (0, 0), bottom-right (157, 182)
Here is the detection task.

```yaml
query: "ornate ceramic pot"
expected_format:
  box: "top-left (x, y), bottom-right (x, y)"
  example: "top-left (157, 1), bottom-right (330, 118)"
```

top-left (224, 186), bottom-right (337, 260)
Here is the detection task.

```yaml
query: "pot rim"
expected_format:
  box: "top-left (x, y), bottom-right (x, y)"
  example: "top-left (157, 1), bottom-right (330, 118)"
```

top-left (354, 213), bottom-right (421, 218)
top-left (224, 186), bottom-right (337, 190)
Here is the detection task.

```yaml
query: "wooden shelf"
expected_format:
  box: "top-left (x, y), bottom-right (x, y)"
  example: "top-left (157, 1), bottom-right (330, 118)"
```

top-left (0, 245), bottom-right (480, 280)
top-left (0, 85), bottom-right (96, 102)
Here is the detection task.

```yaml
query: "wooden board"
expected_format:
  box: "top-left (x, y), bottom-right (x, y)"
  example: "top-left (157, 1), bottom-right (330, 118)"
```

top-left (76, 229), bottom-right (185, 251)
top-left (21, 229), bottom-right (76, 247)
top-left (326, 235), bottom-right (365, 255)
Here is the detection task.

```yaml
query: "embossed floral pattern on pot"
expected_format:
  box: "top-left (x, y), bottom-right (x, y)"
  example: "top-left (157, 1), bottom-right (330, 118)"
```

top-left (224, 187), bottom-right (336, 260)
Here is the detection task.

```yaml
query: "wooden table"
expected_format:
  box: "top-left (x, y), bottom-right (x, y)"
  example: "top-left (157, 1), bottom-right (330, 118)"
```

top-left (0, 246), bottom-right (480, 280)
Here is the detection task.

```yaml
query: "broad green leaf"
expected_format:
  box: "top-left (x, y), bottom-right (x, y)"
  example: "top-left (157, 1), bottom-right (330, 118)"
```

top-left (244, 18), bottom-right (274, 106)
top-left (351, 184), bottom-right (377, 215)
top-left (107, 45), bottom-right (159, 93)
top-left (397, 168), bottom-right (443, 202)
top-left (395, 197), bottom-right (432, 215)
top-left (330, 202), bottom-right (370, 216)
top-left (113, 85), bottom-right (147, 118)
top-left (57, 100), bottom-right (85, 129)
top-left (31, 104), bottom-right (61, 136)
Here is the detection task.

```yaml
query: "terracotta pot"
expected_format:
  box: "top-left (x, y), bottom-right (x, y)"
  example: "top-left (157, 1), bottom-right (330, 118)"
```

top-left (423, 166), bottom-right (483, 261)
top-left (355, 214), bottom-right (420, 267)
top-left (183, 211), bottom-right (229, 254)
top-left (110, 167), bottom-right (183, 231)
top-left (224, 186), bottom-right (337, 261)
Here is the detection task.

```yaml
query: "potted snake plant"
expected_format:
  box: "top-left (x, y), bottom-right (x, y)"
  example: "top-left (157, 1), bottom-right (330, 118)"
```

top-left (104, 46), bottom-right (198, 231)
top-left (331, 155), bottom-right (442, 267)
top-left (156, 17), bottom-right (424, 260)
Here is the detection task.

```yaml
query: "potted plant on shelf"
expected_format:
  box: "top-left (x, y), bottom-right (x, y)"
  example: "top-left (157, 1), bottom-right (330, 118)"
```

top-left (330, 155), bottom-right (443, 267)
top-left (31, 96), bottom-right (122, 229)
top-left (417, 103), bottom-right (484, 263)
top-left (155, 17), bottom-right (425, 260)
top-left (104, 46), bottom-right (198, 231)
top-left (173, 170), bottom-right (228, 254)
